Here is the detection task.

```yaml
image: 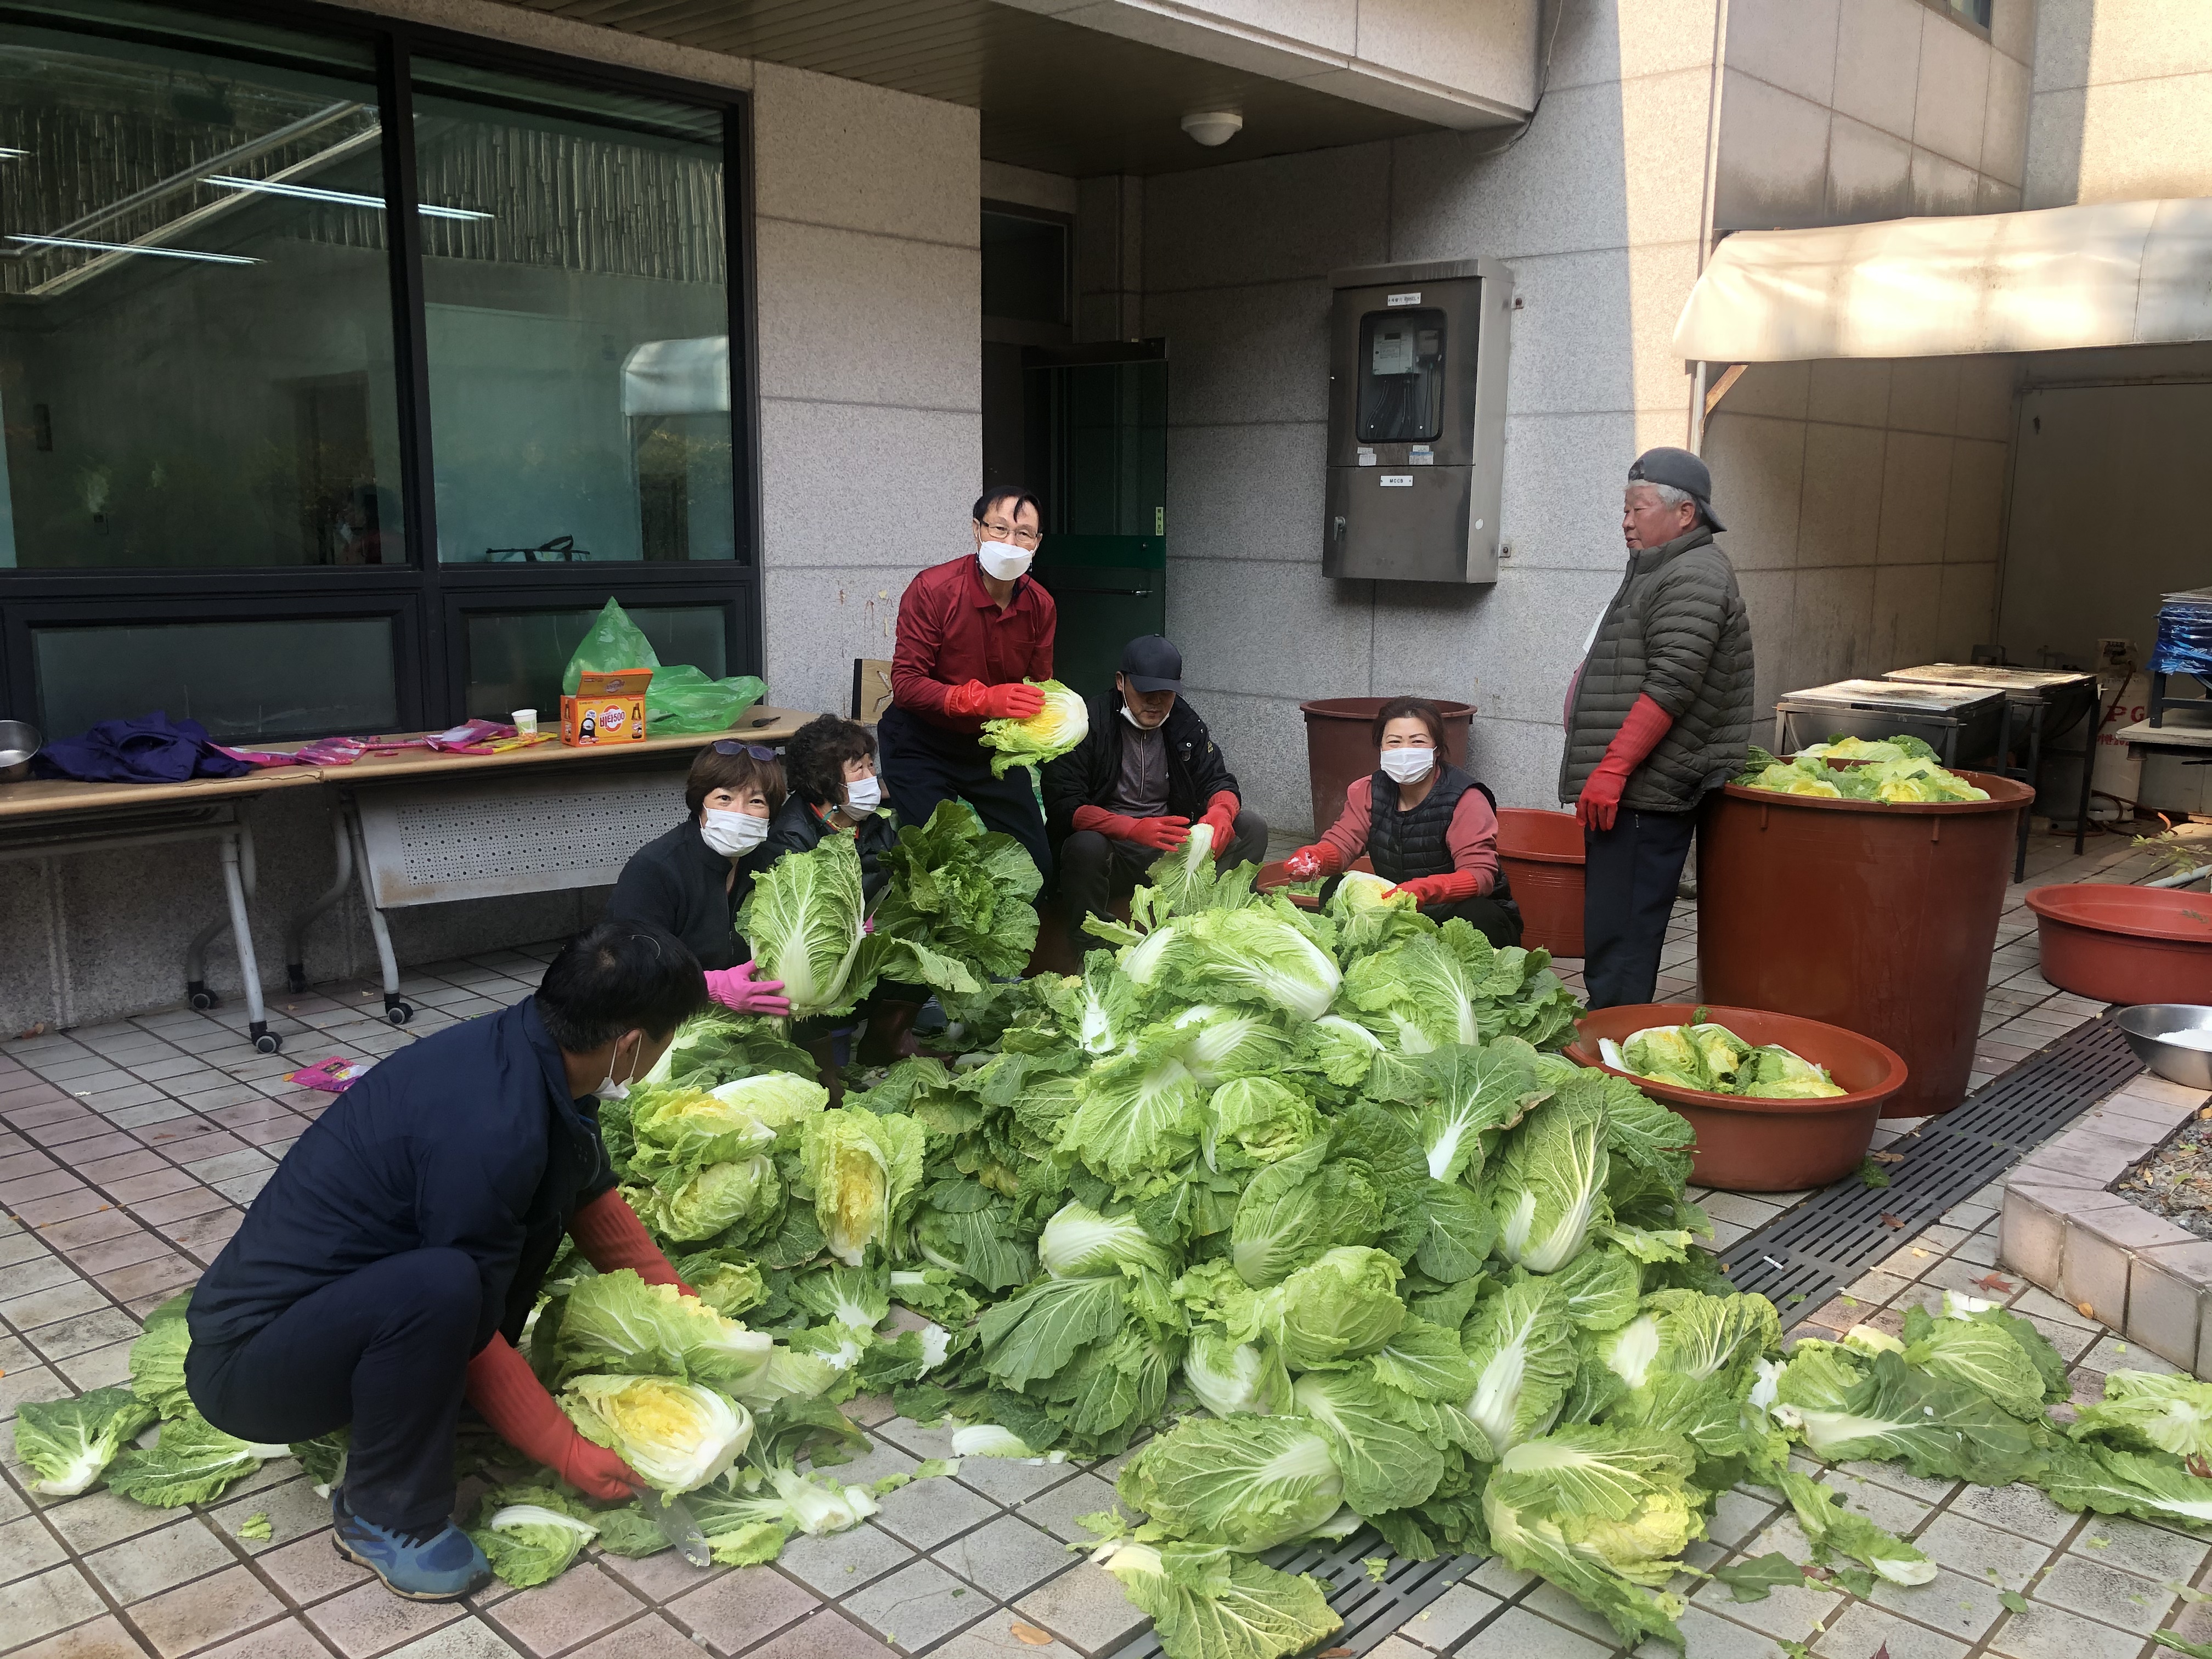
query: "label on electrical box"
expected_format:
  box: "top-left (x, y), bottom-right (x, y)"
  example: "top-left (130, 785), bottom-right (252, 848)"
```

top-left (1379, 475), bottom-right (1414, 488)
top-left (1386, 291), bottom-right (1421, 307)
top-left (1356, 448), bottom-right (1377, 467)
top-left (1409, 446), bottom-right (1434, 465)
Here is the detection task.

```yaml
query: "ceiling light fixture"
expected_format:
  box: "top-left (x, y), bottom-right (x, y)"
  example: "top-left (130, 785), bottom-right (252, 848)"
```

top-left (207, 173), bottom-right (492, 221)
top-left (8, 233), bottom-right (258, 264)
top-left (1179, 111), bottom-right (1243, 148)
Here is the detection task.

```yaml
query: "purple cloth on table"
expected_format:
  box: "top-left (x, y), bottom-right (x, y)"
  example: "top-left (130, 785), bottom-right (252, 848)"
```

top-left (33, 712), bottom-right (255, 784)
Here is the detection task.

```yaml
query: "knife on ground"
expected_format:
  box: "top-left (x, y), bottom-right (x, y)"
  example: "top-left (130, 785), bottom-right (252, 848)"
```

top-left (637, 1485), bottom-right (712, 1567)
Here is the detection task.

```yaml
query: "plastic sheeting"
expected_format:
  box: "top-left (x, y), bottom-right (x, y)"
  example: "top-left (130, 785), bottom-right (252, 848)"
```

top-left (1673, 198), bottom-right (2212, 362)
top-left (620, 335), bottom-right (730, 416)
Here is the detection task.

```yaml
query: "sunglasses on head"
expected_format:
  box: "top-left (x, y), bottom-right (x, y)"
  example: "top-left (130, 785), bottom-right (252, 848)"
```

top-left (712, 740), bottom-right (776, 760)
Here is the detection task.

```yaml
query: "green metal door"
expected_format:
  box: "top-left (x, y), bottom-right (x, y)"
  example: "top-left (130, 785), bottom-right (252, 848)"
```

top-left (1026, 352), bottom-right (1167, 698)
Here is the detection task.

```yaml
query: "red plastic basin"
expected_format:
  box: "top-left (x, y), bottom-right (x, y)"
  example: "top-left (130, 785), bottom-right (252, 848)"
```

top-left (1497, 808), bottom-right (1584, 958)
top-left (2026, 884), bottom-right (2212, 1006)
top-left (1564, 1002), bottom-right (1909, 1193)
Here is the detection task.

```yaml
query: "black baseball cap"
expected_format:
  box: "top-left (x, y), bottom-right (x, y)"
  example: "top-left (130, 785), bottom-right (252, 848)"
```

top-left (1628, 447), bottom-right (1726, 533)
top-left (1119, 635), bottom-right (1182, 693)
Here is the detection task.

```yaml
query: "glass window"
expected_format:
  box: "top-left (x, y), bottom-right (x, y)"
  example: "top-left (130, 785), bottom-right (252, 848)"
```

top-left (33, 616), bottom-right (399, 738)
top-left (0, 7), bottom-right (406, 568)
top-left (464, 603), bottom-right (727, 720)
top-left (1356, 308), bottom-right (1449, 444)
top-left (413, 63), bottom-right (736, 565)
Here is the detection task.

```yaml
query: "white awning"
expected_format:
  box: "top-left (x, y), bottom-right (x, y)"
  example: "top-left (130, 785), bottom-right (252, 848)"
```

top-left (1673, 198), bottom-right (2212, 363)
top-left (620, 336), bottom-right (729, 416)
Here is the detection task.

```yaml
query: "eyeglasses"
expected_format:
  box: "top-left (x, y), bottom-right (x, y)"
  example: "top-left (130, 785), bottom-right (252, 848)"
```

top-left (712, 740), bottom-right (776, 760)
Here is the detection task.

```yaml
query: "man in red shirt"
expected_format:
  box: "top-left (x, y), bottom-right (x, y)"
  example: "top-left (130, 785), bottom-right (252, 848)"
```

top-left (879, 487), bottom-right (1058, 878)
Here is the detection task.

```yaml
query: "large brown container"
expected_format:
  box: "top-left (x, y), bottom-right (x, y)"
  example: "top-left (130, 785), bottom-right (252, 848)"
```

top-left (1299, 697), bottom-right (1475, 837)
top-left (1497, 807), bottom-right (1585, 958)
top-left (1696, 770), bottom-right (2033, 1119)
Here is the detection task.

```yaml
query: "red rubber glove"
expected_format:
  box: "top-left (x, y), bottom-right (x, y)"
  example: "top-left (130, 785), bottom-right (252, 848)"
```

top-left (1577, 694), bottom-right (1674, 833)
top-left (1393, 871), bottom-right (1482, 907)
top-left (467, 1335), bottom-right (639, 1499)
top-left (1283, 842), bottom-right (1345, 881)
top-left (569, 1188), bottom-right (695, 1296)
top-left (1197, 791), bottom-right (1239, 847)
top-left (702, 961), bottom-right (790, 1017)
top-left (1126, 815), bottom-right (1190, 853)
top-left (944, 681), bottom-right (1045, 721)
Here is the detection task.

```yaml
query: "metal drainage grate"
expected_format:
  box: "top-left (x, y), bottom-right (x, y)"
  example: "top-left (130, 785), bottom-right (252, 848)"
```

top-left (1717, 1013), bottom-right (2143, 1310)
top-left (1103, 1526), bottom-right (1474, 1659)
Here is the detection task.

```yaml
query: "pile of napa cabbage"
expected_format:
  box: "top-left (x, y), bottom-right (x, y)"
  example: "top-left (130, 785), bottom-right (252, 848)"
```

top-left (1734, 736), bottom-right (1991, 803)
top-left (31, 820), bottom-right (2212, 1659)
top-left (1600, 1016), bottom-right (1846, 1099)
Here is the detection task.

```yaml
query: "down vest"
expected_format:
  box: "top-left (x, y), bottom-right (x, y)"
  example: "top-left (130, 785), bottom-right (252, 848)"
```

top-left (1558, 526), bottom-right (1755, 813)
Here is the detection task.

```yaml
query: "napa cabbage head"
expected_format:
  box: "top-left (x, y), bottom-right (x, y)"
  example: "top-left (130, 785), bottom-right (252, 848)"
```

top-left (1245, 1245), bottom-right (1406, 1371)
top-left (707, 1071), bottom-right (831, 1133)
top-left (1171, 1005), bottom-right (1296, 1086)
top-left (1204, 1076), bottom-right (1322, 1167)
top-left (627, 1153), bottom-right (779, 1243)
top-left (800, 1108), bottom-right (927, 1266)
top-left (555, 1271), bottom-right (774, 1392)
top-left (628, 1084), bottom-right (781, 1169)
top-left (1492, 1088), bottom-right (1611, 1274)
top-left (1182, 1324), bottom-right (1293, 1418)
top-left (1039, 1200), bottom-right (1175, 1279)
top-left (740, 833), bottom-right (871, 1017)
top-left (979, 679), bottom-right (1089, 776)
top-left (561, 1374), bottom-right (752, 1495)
top-left (1167, 907), bottom-right (1343, 1022)
top-left (1116, 1413), bottom-right (1344, 1551)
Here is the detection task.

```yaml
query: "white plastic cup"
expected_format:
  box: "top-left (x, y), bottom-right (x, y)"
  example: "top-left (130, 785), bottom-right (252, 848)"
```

top-left (512, 708), bottom-right (539, 734)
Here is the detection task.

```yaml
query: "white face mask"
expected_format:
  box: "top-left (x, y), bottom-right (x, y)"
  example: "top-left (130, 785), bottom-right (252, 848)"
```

top-left (977, 537), bottom-right (1034, 582)
top-left (844, 775), bottom-right (882, 817)
top-left (701, 806), bottom-right (769, 858)
top-left (1380, 747), bottom-right (1435, 785)
top-left (595, 1038), bottom-right (639, 1103)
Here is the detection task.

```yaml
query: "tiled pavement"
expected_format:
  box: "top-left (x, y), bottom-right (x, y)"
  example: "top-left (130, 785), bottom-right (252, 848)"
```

top-left (3, 822), bottom-right (2208, 1659)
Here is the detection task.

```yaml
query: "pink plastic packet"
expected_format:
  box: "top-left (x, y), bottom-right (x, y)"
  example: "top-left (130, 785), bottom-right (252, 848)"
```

top-left (424, 719), bottom-right (515, 752)
top-left (286, 1055), bottom-right (369, 1093)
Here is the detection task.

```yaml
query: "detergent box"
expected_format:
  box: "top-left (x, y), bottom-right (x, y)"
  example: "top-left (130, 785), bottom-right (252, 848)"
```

top-left (561, 669), bottom-right (652, 746)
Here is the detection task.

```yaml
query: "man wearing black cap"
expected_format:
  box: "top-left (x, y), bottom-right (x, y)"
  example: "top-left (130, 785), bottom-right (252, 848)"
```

top-left (1042, 636), bottom-right (1268, 925)
top-left (1561, 447), bottom-right (1754, 1007)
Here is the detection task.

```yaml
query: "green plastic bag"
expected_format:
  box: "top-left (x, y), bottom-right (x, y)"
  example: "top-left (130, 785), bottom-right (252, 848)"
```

top-left (559, 600), bottom-right (768, 734)
top-left (562, 599), bottom-right (659, 694)
top-left (646, 664), bottom-right (768, 735)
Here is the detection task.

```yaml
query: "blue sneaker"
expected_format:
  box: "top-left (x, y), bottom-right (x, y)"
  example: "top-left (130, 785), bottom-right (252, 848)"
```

top-left (330, 1490), bottom-right (491, 1600)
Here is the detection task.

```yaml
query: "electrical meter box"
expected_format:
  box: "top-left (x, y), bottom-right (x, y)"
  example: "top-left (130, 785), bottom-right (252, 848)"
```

top-left (1323, 258), bottom-right (1512, 583)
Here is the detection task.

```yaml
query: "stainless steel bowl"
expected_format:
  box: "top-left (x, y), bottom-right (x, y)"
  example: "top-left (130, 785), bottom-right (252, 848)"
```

top-left (2116, 1003), bottom-right (2212, 1091)
top-left (0, 718), bottom-right (39, 785)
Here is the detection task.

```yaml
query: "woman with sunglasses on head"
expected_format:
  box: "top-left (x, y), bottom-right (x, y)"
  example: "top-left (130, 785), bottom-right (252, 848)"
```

top-left (608, 740), bottom-right (793, 1015)
top-left (760, 714), bottom-right (926, 1069)
top-left (1283, 696), bottom-right (1522, 947)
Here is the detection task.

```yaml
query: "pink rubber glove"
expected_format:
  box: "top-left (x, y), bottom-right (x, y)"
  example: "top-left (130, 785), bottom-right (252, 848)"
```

top-left (704, 961), bottom-right (791, 1016)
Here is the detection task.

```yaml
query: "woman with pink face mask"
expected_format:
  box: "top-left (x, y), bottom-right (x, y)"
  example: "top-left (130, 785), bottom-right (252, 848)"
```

top-left (1283, 696), bottom-right (1521, 946)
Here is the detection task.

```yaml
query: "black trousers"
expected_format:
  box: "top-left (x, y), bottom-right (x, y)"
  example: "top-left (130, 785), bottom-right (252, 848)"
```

top-left (1058, 809), bottom-right (1271, 923)
top-left (1422, 893), bottom-right (1522, 948)
top-left (1582, 805), bottom-right (1699, 1009)
top-left (185, 1248), bottom-right (480, 1536)
top-left (879, 706), bottom-right (1051, 883)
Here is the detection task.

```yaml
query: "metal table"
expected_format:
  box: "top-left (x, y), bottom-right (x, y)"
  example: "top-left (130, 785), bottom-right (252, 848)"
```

top-left (1883, 663), bottom-right (2101, 879)
top-left (1773, 679), bottom-right (2010, 768)
top-left (283, 710), bottom-right (812, 1024)
top-left (0, 775), bottom-right (311, 1052)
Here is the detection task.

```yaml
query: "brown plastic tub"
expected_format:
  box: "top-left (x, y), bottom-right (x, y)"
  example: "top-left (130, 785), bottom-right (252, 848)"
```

top-left (1299, 697), bottom-right (1474, 840)
top-left (1566, 1002), bottom-right (1908, 1191)
top-left (2027, 884), bottom-right (2212, 1005)
top-left (1697, 769), bottom-right (2032, 1119)
top-left (1497, 807), bottom-right (1584, 958)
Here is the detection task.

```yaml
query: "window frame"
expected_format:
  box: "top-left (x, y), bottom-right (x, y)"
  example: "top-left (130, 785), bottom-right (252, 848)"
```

top-left (0, 0), bottom-right (763, 736)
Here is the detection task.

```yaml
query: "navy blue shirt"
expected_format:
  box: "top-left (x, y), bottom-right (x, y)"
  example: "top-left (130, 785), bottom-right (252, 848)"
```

top-left (189, 999), bottom-right (616, 1357)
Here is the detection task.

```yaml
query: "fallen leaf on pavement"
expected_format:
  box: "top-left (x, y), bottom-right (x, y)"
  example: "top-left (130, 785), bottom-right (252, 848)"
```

top-left (2078, 1301), bottom-right (2097, 1318)
top-left (1870, 1150), bottom-right (1905, 1164)
top-left (1976, 1273), bottom-right (2015, 1293)
top-left (1011, 1627), bottom-right (1056, 1647)
top-left (1880, 1213), bottom-right (1905, 1228)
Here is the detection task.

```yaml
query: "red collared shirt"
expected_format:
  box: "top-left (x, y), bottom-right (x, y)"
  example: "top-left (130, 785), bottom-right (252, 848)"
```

top-left (890, 554), bottom-right (1057, 730)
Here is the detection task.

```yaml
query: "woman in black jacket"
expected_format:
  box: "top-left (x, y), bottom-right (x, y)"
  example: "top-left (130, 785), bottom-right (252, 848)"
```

top-left (608, 742), bottom-right (792, 1014)
top-left (764, 715), bottom-right (923, 1070)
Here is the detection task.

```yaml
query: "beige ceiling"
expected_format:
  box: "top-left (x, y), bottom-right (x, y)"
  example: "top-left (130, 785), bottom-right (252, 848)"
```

top-left (493, 0), bottom-right (1459, 176)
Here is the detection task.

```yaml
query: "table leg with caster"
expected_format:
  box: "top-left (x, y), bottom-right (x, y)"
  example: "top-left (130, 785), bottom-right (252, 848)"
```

top-left (284, 810), bottom-right (357, 994)
top-left (346, 806), bottom-right (412, 1026)
top-left (219, 829), bottom-right (282, 1054)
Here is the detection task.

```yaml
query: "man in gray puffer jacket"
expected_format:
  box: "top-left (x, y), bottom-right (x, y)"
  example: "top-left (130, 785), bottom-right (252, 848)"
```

top-left (1560, 448), bottom-right (1753, 1007)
